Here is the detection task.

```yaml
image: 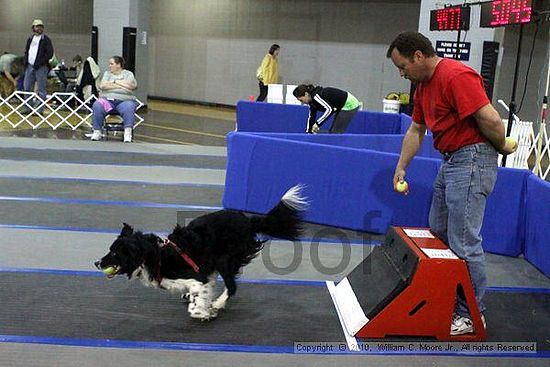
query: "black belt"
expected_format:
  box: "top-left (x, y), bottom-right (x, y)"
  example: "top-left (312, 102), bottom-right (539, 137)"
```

top-left (442, 151), bottom-right (455, 161)
top-left (441, 143), bottom-right (490, 161)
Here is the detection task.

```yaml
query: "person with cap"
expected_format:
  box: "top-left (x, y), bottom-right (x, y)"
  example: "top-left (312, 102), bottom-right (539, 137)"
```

top-left (23, 19), bottom-right (54, 113)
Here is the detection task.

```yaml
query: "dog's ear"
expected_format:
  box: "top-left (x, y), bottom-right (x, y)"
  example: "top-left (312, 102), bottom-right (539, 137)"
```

top-left (120, 223), bottom-right (134, 237)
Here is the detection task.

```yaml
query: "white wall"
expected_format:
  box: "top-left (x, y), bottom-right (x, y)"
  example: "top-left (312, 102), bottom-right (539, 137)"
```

top-left (148, 0), bottom-right (421, 111)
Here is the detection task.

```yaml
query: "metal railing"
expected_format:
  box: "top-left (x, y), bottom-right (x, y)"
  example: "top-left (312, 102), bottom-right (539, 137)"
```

top-left (0, 91), bottom-right (144, 131)
top-left (498, 99), bottom-right (549, 180)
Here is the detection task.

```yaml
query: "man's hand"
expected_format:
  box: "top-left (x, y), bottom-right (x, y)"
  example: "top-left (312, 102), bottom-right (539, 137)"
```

top-left (393, 169), bottom-right (409, 195)
top-left (311, 123), bottom-right (320, 134)
top-left (498, 137), bottom-right (518, 155)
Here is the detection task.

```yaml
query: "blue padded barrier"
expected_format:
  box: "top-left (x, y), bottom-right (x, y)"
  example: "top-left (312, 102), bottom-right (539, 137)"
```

top-left (236, 100), bottom-right (406, 135)
top-left (223, 132), bottom-right (440, 234)
top-left (223, 132), bottom-right (542, 260)
top-left (481, 168), bottom-right (531, 256)
top-left (236, 101), bottom-right (308, 133)
top-left (523, 175), bottom-right (550, 277)
top-left (348, 111), bottom-right (403, 135)
top-left (248, 133), bottom-right (440, 159)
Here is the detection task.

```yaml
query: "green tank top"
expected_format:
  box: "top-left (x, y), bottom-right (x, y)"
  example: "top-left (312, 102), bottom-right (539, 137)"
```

top-left (342, 93), bottom-right (361, 111)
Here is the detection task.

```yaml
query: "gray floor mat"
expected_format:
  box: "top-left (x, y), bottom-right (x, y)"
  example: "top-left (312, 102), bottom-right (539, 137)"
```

top-left (0, 273), bottom-right (343, 347)
top-left (1, 273), bottom-right (548, 352)
top-left (0, 177), bottom-right (224, 206)
top-left (0, 147), bottom-right (227, 169)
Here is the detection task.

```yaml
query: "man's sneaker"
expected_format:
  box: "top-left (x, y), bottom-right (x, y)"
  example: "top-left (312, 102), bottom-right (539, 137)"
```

top-left (450, 314), bottom-right (486, 336)
top-left (124, 127), bottom-right (132, 143)
top-left (90, 130), bottom-right (102, 141)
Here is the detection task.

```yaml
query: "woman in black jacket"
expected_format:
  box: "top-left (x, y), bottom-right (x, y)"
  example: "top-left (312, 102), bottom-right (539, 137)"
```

top-left (293, 84), bottom-right (361, 133)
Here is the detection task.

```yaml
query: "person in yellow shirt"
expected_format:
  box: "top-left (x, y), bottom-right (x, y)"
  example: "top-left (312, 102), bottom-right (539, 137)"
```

top-left (256, 44), bottom-right (280, 102)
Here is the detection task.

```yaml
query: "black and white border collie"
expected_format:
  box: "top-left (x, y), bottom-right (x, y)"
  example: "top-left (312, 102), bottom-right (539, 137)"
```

top-left (95, 185), bottom-right (307, 321)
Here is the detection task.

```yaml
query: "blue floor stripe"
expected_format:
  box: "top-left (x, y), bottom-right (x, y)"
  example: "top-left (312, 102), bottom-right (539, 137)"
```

top-left (0, 268), bottom-right (105, 278)
top-left (486, 286), bottom-right (550, 294)
top-left (0, 334), bottom-right (548, 357)
top-left (0, 267), bottom-right (327, 286)
top-left (0, 195), bottom-right (223, 211)
top-left (0, 224), bottom-right (128, 234)
top-left (0, 335), bottom-right (292, 354)
top-left (0, 175), bottom-right (225, 188)
top-left (1, 267), bottom-right (549, 293)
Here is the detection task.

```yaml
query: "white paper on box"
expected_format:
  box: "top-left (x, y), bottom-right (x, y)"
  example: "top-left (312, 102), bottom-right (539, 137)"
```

top-left (403, 229), bottom-right (435, 238)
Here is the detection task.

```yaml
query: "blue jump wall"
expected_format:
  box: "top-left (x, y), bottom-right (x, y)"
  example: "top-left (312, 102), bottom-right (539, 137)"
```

top-left (224, 101), bottom-right (550, 278)
top-left (236, 100), bottom-right (412, 134)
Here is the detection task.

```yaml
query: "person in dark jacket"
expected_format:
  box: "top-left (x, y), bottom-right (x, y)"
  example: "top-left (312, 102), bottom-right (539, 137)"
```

top-left (293, 84), bottom-right (361, 133)
top-left (23, 19), bottom-right (54, 113)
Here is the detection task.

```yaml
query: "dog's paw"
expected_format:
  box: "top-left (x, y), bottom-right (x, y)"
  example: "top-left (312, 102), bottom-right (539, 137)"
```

top-left (189, 309), bottom-right (216, 322)
top-left (188, 302), bottom-right (219, 322)
top-left (212, 289), bottom-right (229, 310)
top-left (208, 307), bottom-right (219, 319)
top-left (188, 303), bottom-right (209, 320)
top-left (181, 292), bottom-right (191, 303)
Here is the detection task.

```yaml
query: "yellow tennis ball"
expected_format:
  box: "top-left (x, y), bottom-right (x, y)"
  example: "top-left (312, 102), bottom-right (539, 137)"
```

top-left (102, 266), bottom-right (116, 276)
top-left (395, 180), bottom-right (408, 193)
top-left (505, 137), bottom-right (518, 152)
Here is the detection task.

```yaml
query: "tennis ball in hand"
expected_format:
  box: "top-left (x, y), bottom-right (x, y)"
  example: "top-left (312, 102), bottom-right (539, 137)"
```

top-left (504, 137), bottom-right (518, 153)
top-left (102, 266), bottom-right (116, 276)
top-left (395, 180), bottom-right (408, 193)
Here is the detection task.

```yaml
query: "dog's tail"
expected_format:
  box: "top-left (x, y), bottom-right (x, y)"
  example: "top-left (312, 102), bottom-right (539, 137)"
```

top-left (250, 184), bottom-right (308, 241)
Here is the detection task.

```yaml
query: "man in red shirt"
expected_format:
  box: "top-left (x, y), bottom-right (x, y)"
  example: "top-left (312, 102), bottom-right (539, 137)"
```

top-left (386, 32), bottom-right (516, 335)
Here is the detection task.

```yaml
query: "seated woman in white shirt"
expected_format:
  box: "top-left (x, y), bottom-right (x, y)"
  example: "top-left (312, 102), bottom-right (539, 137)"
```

top-left (90, 56), bottom-right (137, 143)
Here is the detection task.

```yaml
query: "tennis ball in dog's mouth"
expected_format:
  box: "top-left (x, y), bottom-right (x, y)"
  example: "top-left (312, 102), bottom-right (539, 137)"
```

top-left (102, 266), bottom-right (116, 276)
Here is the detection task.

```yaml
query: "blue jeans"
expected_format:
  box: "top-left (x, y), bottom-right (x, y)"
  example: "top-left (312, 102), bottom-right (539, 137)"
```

top-left (429, 143), bottom-right (498, 317)
top-left (24, 64), bottom-right (49, 112)
top-left (92, 99), bottom-right (136, 130)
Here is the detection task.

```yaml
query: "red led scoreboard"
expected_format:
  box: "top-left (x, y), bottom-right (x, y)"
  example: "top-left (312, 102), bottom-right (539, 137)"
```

top-left (480, 0), bottom-right (533, 27)
top-left (430, 1), bottom-right (535, 31)
top-left (430, 5), bottom-right (471, 31)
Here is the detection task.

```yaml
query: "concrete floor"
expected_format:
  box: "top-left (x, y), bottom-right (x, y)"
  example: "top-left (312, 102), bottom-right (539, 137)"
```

top-left (0, 102), bottom-right (548, 366)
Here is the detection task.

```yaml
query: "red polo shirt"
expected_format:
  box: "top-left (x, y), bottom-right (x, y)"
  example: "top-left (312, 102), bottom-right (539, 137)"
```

top-left (412, 58), bottom-right (490, 153)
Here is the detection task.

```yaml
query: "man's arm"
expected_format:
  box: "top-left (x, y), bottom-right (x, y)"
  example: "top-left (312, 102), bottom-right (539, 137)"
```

top-left (2, 66), bottom-right (17, 86)
top-left (307, 106), bottom-right (318, 133)
top-left (393, 121), bottom-right (427, 192)
top-left (45, 37), bottom-right (54, 61)
top-left (473, 103), bottom-right (514, 155)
